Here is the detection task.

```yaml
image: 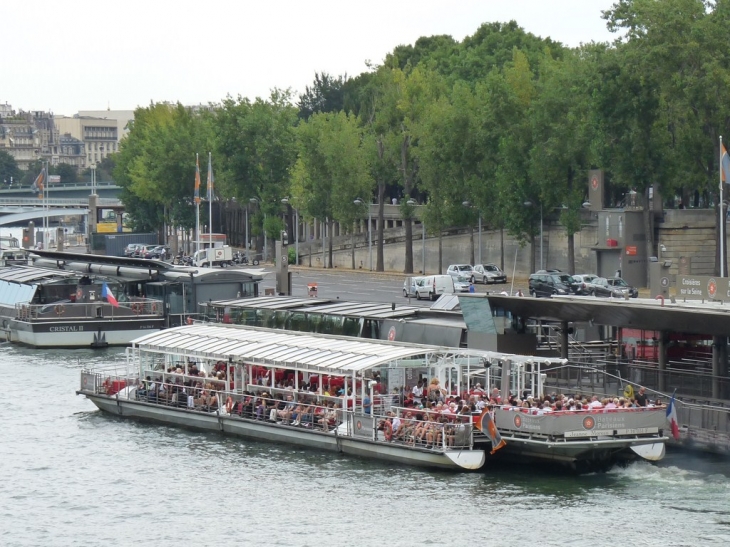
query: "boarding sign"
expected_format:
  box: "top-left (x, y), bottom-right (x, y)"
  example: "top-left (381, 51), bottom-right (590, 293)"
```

top-left (677, 275), bottom-right (730, 300)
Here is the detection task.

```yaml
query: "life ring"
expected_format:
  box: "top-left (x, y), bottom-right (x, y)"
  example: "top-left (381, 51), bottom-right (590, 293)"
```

top-left (624, 384), bottom-right (635, 399)
top-left (54, 304), bottom-right (65, 316)
top-left (383, 421), bottom-right (393, 441)
top-left (131, 303), bottom-right (142, 314)
top-left (81, 375), bottom-right (90, 390)
top-left (76, 288), bottom-right (83, 300)
top-left (356, 420), bottom-right (362, 431)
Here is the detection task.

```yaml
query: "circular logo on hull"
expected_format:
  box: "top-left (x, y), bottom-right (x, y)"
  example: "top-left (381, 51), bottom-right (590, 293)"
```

top-left (514, 415), bottom-right (522, 428)
top-left (708, 278), bottom-right (718, 299)
top-left (387, 326), bottom-right (396, 341)
top-left (582, 416), bottom-right (595, 430)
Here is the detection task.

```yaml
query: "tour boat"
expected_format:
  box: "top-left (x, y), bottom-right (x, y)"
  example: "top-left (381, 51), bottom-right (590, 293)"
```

top-left (77, 323), bottom-right (667, 471)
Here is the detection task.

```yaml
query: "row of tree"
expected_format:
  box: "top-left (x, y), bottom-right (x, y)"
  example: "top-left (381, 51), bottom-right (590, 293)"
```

top-left (113, 0), bottom-right (730, 273)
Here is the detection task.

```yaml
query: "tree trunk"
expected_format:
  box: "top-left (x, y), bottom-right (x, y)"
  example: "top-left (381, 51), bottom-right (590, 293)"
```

top-left (327, 218), bottom-right (333, 269)
top-left (530, 233), bottom-right (536, 274)
top-left (500, 225), bottom-right (505, 270)
top-left (567, 233), bottom-right (575, 275)
top-left (351, 226), bottom-right (356, 270)
top-left (377, 182), bottom-right (385, 271)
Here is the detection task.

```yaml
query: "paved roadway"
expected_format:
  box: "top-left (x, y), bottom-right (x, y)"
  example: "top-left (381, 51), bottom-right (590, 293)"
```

top-left (256, 267), bottom-right (521, 306)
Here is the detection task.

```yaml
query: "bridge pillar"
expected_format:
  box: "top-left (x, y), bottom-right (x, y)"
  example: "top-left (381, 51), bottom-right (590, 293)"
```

top-left (88, 194), bottom-right (98, 236)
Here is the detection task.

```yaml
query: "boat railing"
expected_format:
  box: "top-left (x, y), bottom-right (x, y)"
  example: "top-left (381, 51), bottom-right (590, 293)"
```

top-left (16, 298), bottom-right (164, 321)
top-left (367, 409), bottom-right (475, 451)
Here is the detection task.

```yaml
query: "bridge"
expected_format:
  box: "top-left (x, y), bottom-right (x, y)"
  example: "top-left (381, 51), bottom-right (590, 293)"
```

top-left (0, 181), bottom-right (122, 203)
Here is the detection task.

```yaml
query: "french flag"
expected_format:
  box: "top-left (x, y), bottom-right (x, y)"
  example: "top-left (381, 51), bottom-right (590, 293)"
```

top-left (666, 393), bottom-right (680, 440)
top-left (102, 282), bottom-right (119, 307)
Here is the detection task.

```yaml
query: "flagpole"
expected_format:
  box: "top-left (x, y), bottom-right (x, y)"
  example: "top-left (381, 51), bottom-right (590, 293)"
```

top-left (721, 136), bottom-right (725, 278)
top-left (208, 152), bottom-right (213, 251)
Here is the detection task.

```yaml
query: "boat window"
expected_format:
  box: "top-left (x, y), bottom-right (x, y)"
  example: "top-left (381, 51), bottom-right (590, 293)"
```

top-left (0, 281), bottom-right (37, 306)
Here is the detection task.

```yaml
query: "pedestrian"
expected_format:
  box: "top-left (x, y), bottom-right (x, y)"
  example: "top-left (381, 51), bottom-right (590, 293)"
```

top-left (468, 281), bottom-right (475, 293)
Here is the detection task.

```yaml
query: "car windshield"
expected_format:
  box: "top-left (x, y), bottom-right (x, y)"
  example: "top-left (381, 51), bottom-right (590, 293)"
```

top-left (611, 278), bottom-right (628, 287)
top-left (485, 265), bottom-right (499, 272)
top-left (456, 275), bottom-right (470, 283)
top-left (457, 265), bottom-right (472, 272)
top-left (556, 274), bottom-right (574, 283)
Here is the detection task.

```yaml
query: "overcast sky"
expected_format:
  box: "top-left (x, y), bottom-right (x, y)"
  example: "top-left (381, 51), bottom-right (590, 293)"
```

top-left (5, 0), bottom-right (617, 116)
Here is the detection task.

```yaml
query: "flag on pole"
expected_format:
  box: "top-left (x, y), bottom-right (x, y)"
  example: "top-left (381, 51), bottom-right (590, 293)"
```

top-left (477, 408), bottom-right (506, 454)
top-left (33, 168), bottom-right (45, 198)
top-left (194, 154), bottom-right (201, 205)
top-left (101, 282), bottom-right (119, 307)
top-left (722, 143), bottom-right (730, 187)
top-left (206, 152), bottom-right (214, 201)
top-left (666, 392), bottom-right (680, 440)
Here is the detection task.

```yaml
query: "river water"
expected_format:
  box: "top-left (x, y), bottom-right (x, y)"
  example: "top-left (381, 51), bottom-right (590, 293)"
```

top-left (2, 344), bottom-right (730, 547)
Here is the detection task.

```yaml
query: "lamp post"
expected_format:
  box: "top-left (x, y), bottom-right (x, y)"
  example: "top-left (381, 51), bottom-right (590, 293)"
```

top-left (281, 197), bottom-right (298, 266)
top-left (523, 200), bottom-right (543, 270)
top-left (353, 198), bottom-right (372, 271)
top-left (407, 199), bottom-right (425, 275)
top-left (462, 201), bottom-right (482, 265)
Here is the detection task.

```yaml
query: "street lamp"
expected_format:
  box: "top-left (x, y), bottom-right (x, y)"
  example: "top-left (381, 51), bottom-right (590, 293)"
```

top-left (407, 199), bottom-right (425, 275)
top-left (524, 200), bottom-right (543, 270)
top-left (462, 201), bottom-right (482, 265)
top-left (353, 198), bottom-right (372, 271)
top-left (281, 197), bottom-right (298, 266)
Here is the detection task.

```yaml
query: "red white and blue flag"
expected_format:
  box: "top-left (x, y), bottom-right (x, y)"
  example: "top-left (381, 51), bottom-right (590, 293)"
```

top-left (666, 392), bottom-right (680, 440)
top-left (102, 282), bottom-right (119, 307)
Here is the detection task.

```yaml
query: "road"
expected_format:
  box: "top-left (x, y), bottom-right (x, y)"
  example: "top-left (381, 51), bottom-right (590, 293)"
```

top-left (257, 267), bottom-right (521, 306)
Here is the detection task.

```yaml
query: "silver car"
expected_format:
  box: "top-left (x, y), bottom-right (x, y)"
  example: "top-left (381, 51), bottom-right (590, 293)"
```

top-left (446, 264), bottom-right (475, 283)
top-left (473, 263), bottom-right (507, 284)
top-left (453, 275), bottom-right (471, 293)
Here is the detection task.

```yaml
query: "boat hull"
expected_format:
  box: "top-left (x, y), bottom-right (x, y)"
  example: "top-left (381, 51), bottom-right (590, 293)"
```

top-left (11, 318), bottom-right (163, 348)
top-left (82, 392), bottom-right (484, 471)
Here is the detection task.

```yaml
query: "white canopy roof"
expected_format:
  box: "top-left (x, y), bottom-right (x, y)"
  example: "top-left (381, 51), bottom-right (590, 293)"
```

top-left (131, 324), bottom-right (563, 377)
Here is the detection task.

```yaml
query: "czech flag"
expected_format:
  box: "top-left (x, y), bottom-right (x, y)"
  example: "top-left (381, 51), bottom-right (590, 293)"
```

top-left (102, 282), bottom-right (119, 307)
top-left (666, 393), bottom-right (680, 440)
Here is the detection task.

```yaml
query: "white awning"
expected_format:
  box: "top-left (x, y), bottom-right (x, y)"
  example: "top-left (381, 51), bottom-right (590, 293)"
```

top-left (131, 324), bottom-right (565, 377)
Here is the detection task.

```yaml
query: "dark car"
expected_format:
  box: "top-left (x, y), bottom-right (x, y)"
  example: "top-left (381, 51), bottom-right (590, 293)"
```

top-left (591, 277), bottom-right (639, 298)
top-left (144, 245), bottom-right (170, 259)
top-left (529, 273), bottom-right (576, 297)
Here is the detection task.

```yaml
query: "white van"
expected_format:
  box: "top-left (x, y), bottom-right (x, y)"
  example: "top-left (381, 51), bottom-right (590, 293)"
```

top-left (415, 275), bottom-right (455, 301)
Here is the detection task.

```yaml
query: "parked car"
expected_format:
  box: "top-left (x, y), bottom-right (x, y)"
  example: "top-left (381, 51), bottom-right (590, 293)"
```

top-left (135, 244), bottom-right (158, 258)
top-left (403, 276), bottom-right (423, 297)
top-left (591, 277), bottom-right (639, 298)
top-left (571, 274), bottom-right (598, 295)
top-left (415, 275), bottom-right (455, 301)
top-left (446, 264), bottom-right (475, 283)
top-left (124, 243), bottom-right (146, 257)
top-left (453, 275), bottom-right (471, 293)
top-left (144, 245), bottom-right (170, 259)
top-left (473, 263), bottom-right (507, 284)
top-left (529, 272), bottom-right (579, 297)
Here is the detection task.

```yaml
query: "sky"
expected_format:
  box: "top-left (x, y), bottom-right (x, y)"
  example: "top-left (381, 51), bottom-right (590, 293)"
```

top-left (5, 0), bottom-right (618, 116)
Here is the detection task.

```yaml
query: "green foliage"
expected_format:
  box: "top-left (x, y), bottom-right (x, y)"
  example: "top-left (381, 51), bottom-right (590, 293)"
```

top-left (0, 150), bottom-right (20, 185)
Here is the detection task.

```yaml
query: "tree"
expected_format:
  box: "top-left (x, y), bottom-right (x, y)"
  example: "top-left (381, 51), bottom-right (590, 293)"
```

top-left (214, 89), bottom-right (299, 259)
top-left (292, 111), bottom-right (371, 268)
top-left (297, 72), bottom-right (348, 120)
top-left (0, 150), bottom-right (20, 185)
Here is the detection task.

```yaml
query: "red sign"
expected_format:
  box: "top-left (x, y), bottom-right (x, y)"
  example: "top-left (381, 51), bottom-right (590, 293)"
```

top-left (591, 176), bottom-right (599, 190)
top-left (625, 246), bottom-right (637, 256)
